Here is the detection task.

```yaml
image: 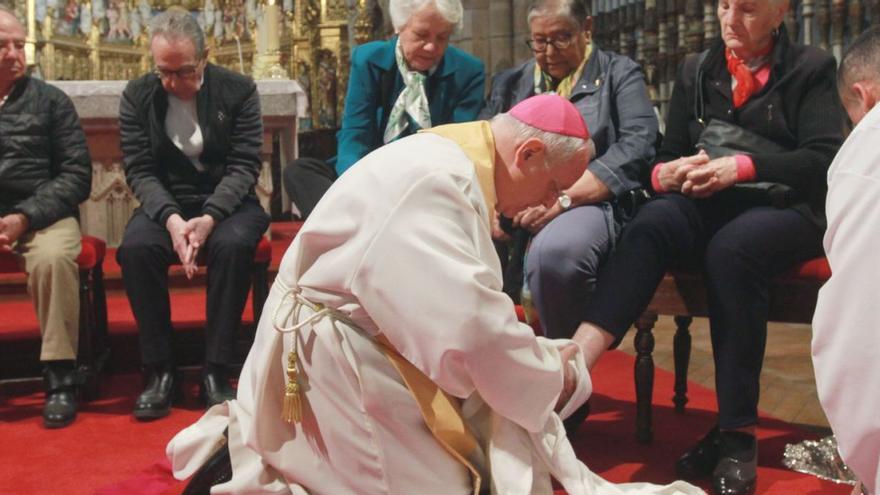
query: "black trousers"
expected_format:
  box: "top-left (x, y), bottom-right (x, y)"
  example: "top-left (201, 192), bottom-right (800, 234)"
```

top-left (282, 157), bottom-right (336, 219)
top-left (117, 201), bottom-right (270, 366)
top-left (582, 193), bottom-right (823, 428)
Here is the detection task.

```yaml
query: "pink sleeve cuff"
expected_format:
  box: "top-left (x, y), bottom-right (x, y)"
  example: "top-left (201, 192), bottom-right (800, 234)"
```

top-left (735, 154), bottom-right (757, 182)
top-left (651, 163), bottom-right (667, 193)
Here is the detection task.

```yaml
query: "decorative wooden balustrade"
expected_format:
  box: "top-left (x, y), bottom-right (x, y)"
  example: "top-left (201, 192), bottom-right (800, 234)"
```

top-left (590, 0), bottom-right (880, 118)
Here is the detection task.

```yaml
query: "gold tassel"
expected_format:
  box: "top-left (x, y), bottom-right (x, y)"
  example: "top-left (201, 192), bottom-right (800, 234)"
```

top-left (282, 350), bottom-right (303, 423)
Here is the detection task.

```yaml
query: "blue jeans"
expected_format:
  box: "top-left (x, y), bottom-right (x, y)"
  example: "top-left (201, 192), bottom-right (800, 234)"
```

top-left (525, 202), bottom-right (619, 339)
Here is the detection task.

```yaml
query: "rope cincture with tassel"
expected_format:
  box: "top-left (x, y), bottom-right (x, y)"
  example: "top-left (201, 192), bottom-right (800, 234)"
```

top-left (273, 287), bottom-right (331, 425)
top-left (282, 348), bottom-right (303, 423)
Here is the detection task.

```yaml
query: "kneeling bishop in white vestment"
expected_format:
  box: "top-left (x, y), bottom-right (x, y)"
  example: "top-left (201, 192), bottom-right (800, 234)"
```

top-left (167, 94), bottom-right (703, 495)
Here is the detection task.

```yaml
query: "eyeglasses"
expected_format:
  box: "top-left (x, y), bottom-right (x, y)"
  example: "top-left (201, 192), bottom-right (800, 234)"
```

top-left (153, 61), bottom-right (203, 80)
top-left (526, 33), bottom-right (575, 52)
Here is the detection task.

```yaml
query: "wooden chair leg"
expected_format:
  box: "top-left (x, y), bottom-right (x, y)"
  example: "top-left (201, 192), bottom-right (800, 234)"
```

top-left (252, 262), bottom-right (270, 327)
top-left (634, 311), bottom-right (657, 444)
top-left (76, 269), bottom-right (100, 401)
top-left (672, 315), bottom-right (693, 414)
top-left (92, 264), bottom-right (109, 354)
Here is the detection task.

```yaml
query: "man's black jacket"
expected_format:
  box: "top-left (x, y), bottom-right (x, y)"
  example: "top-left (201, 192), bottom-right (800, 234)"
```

top-left (0, 76), bottom-right (91, 231)
top-left (119, 63), bottom-right (263, 225)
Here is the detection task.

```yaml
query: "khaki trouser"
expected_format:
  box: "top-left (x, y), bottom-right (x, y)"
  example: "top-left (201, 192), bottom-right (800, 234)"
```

top-left (13, 217), bottom-right (81, 361)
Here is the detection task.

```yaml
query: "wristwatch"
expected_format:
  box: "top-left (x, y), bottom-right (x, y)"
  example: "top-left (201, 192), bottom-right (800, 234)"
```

top-left (557, 192), bottom-right (572, 211)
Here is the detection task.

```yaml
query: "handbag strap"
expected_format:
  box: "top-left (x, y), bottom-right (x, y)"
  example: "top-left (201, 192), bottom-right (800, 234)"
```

top-left (693, 49), bottom-right (710, 128)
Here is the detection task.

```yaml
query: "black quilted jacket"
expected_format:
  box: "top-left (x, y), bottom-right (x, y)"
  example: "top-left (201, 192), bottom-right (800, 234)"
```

top-left (0, 76), bottom-right (91, 231)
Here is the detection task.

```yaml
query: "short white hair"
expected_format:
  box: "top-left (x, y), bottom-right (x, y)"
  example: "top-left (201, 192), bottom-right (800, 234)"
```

top-left (492, 112), bottom-right (592, 166)
top-left (389, 0), bottom-right (463, 33)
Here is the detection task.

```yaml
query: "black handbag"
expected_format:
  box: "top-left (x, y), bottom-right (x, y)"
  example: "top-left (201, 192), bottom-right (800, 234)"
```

top-left (692, 51), bottom-right (795, 208)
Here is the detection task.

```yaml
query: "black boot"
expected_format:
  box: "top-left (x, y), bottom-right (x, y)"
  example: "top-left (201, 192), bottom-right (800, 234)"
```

top-left (133, 362), bottom-right (181, 421)
top-left (676, 426), bottom-right (721, 479)
top-left (42, 360), bottom-right (78, 429)
top-left (712, 430), bottom-right (757, 495)
top-left (200, 363), bottom-right (235, 409)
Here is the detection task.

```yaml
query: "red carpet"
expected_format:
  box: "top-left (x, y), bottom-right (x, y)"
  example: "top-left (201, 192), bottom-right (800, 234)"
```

top-left (0, 350), bottom-right (848, 495)
top-left (0, 222), bottom-right (847, 493)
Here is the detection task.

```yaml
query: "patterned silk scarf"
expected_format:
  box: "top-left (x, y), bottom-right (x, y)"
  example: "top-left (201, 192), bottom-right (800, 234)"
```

top-left (533, 42), bottom-right (593, 98)
top-left (383, 38), bottom-right (433, 144)
top-left (726, 42), bottom-right (773, 108)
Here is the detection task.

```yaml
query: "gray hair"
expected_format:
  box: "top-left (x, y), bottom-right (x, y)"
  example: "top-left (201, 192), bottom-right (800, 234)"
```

top-left (527, 0), bottom-right (589, 30)
top-left (0, 5), bottom-right (23, 27)
top-left (492, 112), bottom-right (592, 166)
top-left (389, 0), bottom-right (463, 33)
top-left (839, 25), bottom-right (880, 89)
top-left (150, 7), bottom-right (206, 59)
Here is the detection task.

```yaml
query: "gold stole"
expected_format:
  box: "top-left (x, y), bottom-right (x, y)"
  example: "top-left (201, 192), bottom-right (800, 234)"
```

top-left (422, 121), bottom-right (498, 227)
top-left (281, 126), bottom-right (499, 492)
top-left (377, 121), bottom-right (499, 493)
top-left (375, 335), bottom-right (483, 495)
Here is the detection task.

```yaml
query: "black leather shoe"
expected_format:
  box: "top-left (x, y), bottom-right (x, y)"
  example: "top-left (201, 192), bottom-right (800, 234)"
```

top-left (675, 426), bottom-right (721, 479)
top-left (199, 364), bottom-right (235, 409)
top-left (43, 361), bottom-right (78, 429)
top-left (182, 429), bottom-right (231, 495)
top-left (712, 430), bottom-right (757, 495)
top-left (133, 363), bottom-right (181, 421)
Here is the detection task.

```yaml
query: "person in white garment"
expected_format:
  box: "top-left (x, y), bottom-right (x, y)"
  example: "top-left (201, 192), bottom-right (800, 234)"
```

top-left (167, 94), bottom-right (702, 495)
top-left (813, 25), bottom-right (880, 495)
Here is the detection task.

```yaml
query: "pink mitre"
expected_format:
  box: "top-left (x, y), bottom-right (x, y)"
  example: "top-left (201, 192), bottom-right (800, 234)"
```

top-left (508, 94), bottom-right (590, 140)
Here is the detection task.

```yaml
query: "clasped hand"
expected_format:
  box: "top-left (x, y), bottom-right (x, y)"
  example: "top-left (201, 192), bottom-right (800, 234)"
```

top-left (0, 213), bottom-right (29, 252)
top-left (166, 213), bottom-right (216, 279)
top-left (657, 150), bottom-right (738, 198)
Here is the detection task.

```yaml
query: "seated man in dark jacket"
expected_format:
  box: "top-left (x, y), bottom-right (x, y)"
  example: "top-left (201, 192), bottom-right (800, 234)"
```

top-left (0, 7), bottom-right (92, 429)
top-left (117, 7), bottom-right (269, 420)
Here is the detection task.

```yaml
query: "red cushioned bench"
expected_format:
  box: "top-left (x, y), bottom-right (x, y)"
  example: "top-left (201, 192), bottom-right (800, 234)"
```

top-left (0, 235), bottom-right (109, 399)
top-left (630, 256), bottom-right (830, 443)
top-left (1, 235), bottom-right (274, 392)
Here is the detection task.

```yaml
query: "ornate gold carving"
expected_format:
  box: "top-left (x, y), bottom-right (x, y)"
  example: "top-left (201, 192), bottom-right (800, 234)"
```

top-left (353, 0), bottom-right (375, 45)
top-left (314, 48), bottom-right (337, 129)
top-left (19, 0), bottom-right (380, 130)
top-left (324, 0), bottom-right (347, 22)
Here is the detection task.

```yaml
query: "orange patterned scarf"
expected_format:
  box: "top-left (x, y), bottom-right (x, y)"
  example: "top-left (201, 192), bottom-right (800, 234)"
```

top-left (725, 42), bottom-right (774, 108)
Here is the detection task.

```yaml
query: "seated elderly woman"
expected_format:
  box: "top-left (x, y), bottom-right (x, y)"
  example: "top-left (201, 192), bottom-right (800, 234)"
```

top-left (481, 0), bottom-right (658, 335)
top-left (282, 0), bottom-right (484, 219)
top-left (569, 1), bottom-right (844, 494)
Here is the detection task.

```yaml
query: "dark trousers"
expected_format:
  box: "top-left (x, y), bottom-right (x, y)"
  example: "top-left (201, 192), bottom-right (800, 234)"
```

top-left (282, 157), bottom-right (336, 219)
top-left (117, 201), bottom-right (270, 366)
top-left (583, 193), bottom-right (823, 428)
